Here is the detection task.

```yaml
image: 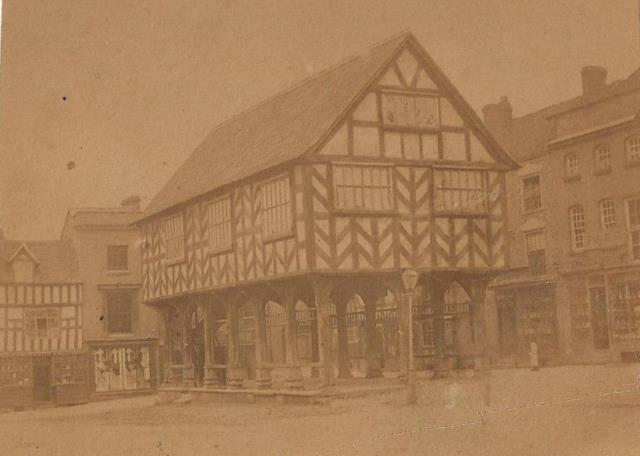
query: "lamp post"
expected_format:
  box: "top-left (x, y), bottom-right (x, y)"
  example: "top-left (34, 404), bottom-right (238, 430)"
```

top-left (401, 268), bottom-right (419, 405)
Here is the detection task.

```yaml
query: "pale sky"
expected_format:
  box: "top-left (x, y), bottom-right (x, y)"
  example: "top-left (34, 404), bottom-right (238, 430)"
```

top-left (1, 0), bottom-right (639, 240)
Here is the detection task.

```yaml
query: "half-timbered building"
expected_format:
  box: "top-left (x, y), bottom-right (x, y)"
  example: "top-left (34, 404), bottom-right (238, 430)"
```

top-left (137, 32), bottom-right (518, 389)
top-left (0, 239), bottom-right (91, 407)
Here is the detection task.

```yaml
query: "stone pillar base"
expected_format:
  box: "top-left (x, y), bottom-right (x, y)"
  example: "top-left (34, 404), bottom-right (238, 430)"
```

top-left (255, 367), bottom-right (272, 390)
top-left (204, 366), bottom-right (219, 388)
top-left (226, 367), bottom-right (246, 388)
top-left (365, 357), bottom-right (383, 378)
top-left (182, 366), bottom-right (196, 387)
top-left (284, 366), bottom-right (304, 390)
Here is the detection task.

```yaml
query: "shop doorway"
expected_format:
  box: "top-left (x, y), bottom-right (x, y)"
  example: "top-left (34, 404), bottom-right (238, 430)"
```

top-left (589, 287), bottom-right (610, 349)
top-left (32, 356), bottom-right (52, 402)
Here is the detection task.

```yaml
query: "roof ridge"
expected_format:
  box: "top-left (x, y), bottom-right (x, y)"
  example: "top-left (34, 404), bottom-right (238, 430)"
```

top-left (186, 32), bottom-right (410, 145)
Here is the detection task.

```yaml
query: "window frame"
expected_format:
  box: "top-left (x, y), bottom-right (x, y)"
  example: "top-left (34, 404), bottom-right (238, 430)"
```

top-left (569, 205), bottom-right (586, 252)
top-left (625, 197), bottom-right (640, 262)
top-left (600, 199), bottom-right (617, 231)
top-left (433, 168), bottom-right (488, 215)
top-left (521, 174), bottom-right (542, 214)
top-left (593, 144), bottom-right (611, 173)
top-left (259, 174), bottom-right (294, 241)
top-left (205, 195), bottom-right (234, 255)
top-left (106, 245), bottom-right (129, 272)
top-left (162, 213), bottom-right (186, 265)
top-left (625, 135), bottom-right (640, 165)
top-left (105, 289), bottom-right (135, 335)
top-left (524, 230), bottom-right (546, 275)
top-left (565, 152), bottom-right (580, 178)
top-left (332, 163), bottom-right (395, 214)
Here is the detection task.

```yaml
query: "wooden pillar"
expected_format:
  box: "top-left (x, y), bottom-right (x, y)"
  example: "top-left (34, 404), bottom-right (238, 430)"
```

top-left (182, 305), bottom-right (196, 387)
top-left (396, 287), bottom-right (409, 381)
top-left (254, 298), bottom-right (272, 389)
top-left (466, 278), bottom-right (491, 370)
top-left (283, 290), bottom-right (303, 389)
top-left (333, 296), bottom-right (352, 379)
top-left (313, 279), bottom-right (336, 387)
top-left (226, 299), bottom-right (245, 388)
top-left (430, 277), bottom-right (449, 373)
top-left (202, 299), bottom-right (218, 388)
top-left (362, 289), bottom-right (383, 378)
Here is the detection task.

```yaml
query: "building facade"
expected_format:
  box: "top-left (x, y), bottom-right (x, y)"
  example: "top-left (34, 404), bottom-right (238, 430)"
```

top-left (60, 197), bottom-right (161, 397)
top-left (485, 66), bottom-right (640, 366)
top-left (137, 33), bottom-right (517, 390)
top-left (0, 239), bottom-right (90, 407)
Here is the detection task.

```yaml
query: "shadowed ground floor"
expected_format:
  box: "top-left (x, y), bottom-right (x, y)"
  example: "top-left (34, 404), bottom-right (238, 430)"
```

top-left (2, 363), bottom-right (640, 455)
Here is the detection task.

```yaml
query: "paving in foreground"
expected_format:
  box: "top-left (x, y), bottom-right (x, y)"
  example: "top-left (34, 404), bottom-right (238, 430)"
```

top-left (2, 364), bottom-right (640, 456)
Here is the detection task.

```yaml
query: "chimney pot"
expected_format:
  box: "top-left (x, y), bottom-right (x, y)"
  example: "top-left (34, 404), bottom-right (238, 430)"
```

top-left (482, 96), bottom-right (513, 132)
top-left (581, 66), bottom-right (607, 97)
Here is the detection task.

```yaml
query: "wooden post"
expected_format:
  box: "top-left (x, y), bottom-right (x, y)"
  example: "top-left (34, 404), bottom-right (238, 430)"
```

top-left (431, 277), bottom-right (449, 374)
top-left (282, 288), bottom-right (303, 390)
top-left (396, 287), bottom-right (409, 382)
top-left (333, 291), bottom-right (352, 379)
top-left (362, 289), bottom-right (383, 378)
top-left (467, 278), bottom-right (490, 371)
top-left (313, 279), bottom-right (336, 387)
top-left (202, 298), bottom-right (217, 388)
top-left (225, 298), bottom-right (245, 388)
top-left (254, 297), bottom-right (272, 389)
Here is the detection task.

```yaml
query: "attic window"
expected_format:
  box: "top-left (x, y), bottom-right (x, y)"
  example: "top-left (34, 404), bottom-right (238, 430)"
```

top-left (381, 93), bottom-right (439, 129)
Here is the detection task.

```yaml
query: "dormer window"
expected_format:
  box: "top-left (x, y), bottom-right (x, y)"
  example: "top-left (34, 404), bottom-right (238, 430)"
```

top-left (8, 245), bottom-right (38, 283)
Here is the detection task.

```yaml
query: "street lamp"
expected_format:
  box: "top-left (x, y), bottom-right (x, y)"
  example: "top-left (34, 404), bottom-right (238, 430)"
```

top-left (401, 268), bottom-right (419, 405)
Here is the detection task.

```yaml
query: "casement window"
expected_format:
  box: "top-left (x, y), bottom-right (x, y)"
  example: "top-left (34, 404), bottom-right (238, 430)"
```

top-left (206, 196), bottom-right (232, 252)
top-left (627, 198), bottom-right (640, 261)
top-left (107, 245), bottom-right (128, 271)
top-left (625, 135), bottom-right (640, 163)
top-left (570, 205), bottom-right (586, 251)
top-left (594, 145), bottom-right (611, 170)
top-left (106, 290), bottom-right (133, 334)
top-left (381, 93), bottom-right (439, 129)
top-left (261, 175), bottom-right (292, 238)
top-left (525, 230), bottom-right (546, 275)
top-left (600, 200), bottom-right (617, 230)
top-left (333, 164), bottom-right (393, 211)
top-left (24, 308), bottom-right (60, 339)
top-left (521, 175), bottom-right (542, 213)
top-left (565, 152), bottom-right (580, 177)
top-left (162, 214), bottom-right (185, 262)
top-left (434, 169), bottom-right (487, 214)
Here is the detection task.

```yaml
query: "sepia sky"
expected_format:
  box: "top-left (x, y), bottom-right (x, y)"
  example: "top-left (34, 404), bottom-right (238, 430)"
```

top-left (0, 0), bottom-right (639, 240)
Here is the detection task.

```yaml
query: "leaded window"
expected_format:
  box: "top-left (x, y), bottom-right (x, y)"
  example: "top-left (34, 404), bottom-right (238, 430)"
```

top-left (434, 169), bottom-right (487, 214)
top-left (206, 197), bottom-right (232, 252)
top-left (261, 175), bottom-right (292, 238)
top-left (162, 214), bottom-right (184, 262)
top-left (333, 164), bottom-right (393, 211)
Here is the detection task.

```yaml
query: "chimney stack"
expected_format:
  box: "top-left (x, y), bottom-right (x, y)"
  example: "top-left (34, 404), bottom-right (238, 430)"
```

top-left (120, 195), bottom-right (141, 212)
top-left (581, 66), bottom-right (607, 97)
top-left (482, 96), bottom-right (513, 134)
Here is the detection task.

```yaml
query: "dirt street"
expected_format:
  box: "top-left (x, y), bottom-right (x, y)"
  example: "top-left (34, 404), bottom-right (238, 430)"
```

top-left (2, 364), bottom-right (640, 456)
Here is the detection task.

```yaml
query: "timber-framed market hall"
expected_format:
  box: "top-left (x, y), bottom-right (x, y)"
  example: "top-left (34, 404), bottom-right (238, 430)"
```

top-left (137, 32), bottom-right (518, 390)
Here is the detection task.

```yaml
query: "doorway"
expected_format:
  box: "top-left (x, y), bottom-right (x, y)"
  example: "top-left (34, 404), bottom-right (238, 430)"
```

top-left (589, 287), bottom-right (610, 349)
top-left (32, 356), bottom-right (52, 402)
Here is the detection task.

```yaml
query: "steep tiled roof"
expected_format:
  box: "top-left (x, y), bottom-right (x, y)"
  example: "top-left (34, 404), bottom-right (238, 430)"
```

top-left (142, 32), bottom-right (516, 220)
top-left (492, 66), bottom-right (640, 162)
top-left (0, 240), bottom-right (80, 283)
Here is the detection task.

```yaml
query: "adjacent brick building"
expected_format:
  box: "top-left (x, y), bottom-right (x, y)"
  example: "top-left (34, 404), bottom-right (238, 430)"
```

top-left (484, 66), bottom-right (640, 366)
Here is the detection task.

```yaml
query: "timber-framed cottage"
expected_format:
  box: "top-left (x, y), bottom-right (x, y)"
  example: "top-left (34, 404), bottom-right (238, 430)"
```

top-left (137, 32), bottom-right (518, 389)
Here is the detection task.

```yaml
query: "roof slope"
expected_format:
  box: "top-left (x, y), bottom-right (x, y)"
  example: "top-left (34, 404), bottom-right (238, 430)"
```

top-left (493, 66), bottom-right (640, 162)
top-left (0, 240), bottom-right (80, 283)
top-left (144, 34), bottom-right (407, 218)
top-left (143, 32), bottom-right (517, 220)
